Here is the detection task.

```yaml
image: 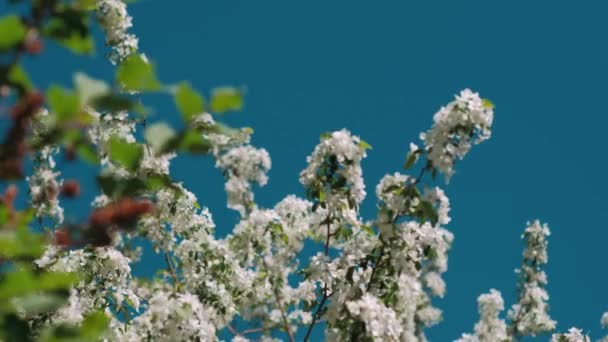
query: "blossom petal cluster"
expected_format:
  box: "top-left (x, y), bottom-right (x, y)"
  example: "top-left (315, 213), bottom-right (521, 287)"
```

top-left (420, 88), bottom-right (494, 181)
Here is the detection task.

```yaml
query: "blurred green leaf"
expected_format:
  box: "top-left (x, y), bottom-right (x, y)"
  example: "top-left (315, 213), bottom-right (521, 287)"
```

top-left (42, 9), bottom-right (94, 55)
top-left (174, 82), bottom-right (205, 122)
top-left (74, 73), bottom-right (109, 106)
top-left (47, 85), bottom-right (80, 122)
top-left (10, 293), bottom-right (68, 315)
top-left (80, 311), bottom-right (110, 339)
top-left (7, 64), bottom-right (33, 92)
top-left (76, 144), bottom-right (99, 164)
top-left (91, 94), bottom-right (143, 114)
top-left (75, 0), bottom-right (97, 10)
top-left (116, 54), bottom-right (161, 92)
top-left (0, 226), bottom-right (45, 259)
top-left (107, 136), bottom-right (143, 172)
top-left (210, 87), bottom-right (243, 113)
top-left (0, 15), bottom-right (26, 50)
top-left (98, 173), bottom-right (173, 198)
top-left (145, 123), bottom-right (176, 154)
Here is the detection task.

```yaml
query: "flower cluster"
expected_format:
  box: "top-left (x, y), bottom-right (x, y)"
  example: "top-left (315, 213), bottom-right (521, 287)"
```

top-left (96, 0), bottom-right (139, 64)
top-left (15, 1), bottom-right (606, 339)
top-left (420, 89), bottom-right (494, 181)
top-left (117, 291), bottom-right (217, 341)
top-left (457, 289), bottom-right (508, 342)
top-left (36, 246), bottom-right (140, 325)
top-left (216, 145), bottom-right (271, 216)
top-left (508, 220), bottom-right (556, 337)
top-left (345, 293), bottom-right (403, 341)
top-left (551, 328), bottom-right (590, 342)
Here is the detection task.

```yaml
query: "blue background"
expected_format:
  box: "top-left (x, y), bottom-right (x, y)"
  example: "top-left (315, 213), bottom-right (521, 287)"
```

top-left (10, 0), bottom-right (608, 340)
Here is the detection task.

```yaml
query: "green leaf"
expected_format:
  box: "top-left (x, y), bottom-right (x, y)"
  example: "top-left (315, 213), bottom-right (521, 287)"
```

top-left (404, 151), bottom-right (418, 170)
top-left (210, 87), bottom-right (243, 113)
top-left (76, 144), bottom-right (99, 164)
top-left (0, 15), bottom-right (26, 50)
top-left (75, 0), bottom-right (97, 10)
top-left (116, 54), bottom-right (162, 92)
top-left (482, 98), bottom-right (494, 109)
top-left (10, 293), bottom-right (68, 315)
top-left (74, 73), bottom-right (110, 106)
top-left (47, 85), bottom-right (80, 123)
top-left (174, 82), bottom-right (205, 122)
top-left (359, 139), bottom-right (372, 150)
top-left (8, 64), bottom-right (33, 92)
top-left (97, 173), bottom-right (172, 198)
top-left (80, 311), bottom-right (110, 339)
top-left (320, 132), bottom-right (332, 140)
top-left (362, 225), bottom-right (375, 236)
top-left (0, 226), bottom-right (45, 259)
top-left (42, 10), bottom-right (94, 55)
top-left (145, 123), bottom-right (176, 154)
top-left (91, 94), bottom-right (142, 114)
top-left (107, 136), bottom-right (143, 172)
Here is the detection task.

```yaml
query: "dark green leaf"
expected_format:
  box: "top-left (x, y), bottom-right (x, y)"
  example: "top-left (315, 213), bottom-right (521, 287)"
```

top-left (42, 10), bottom-right (94, 55)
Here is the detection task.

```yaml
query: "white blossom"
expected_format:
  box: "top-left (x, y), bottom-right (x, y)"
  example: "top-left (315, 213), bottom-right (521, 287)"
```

top-left (551, 328), bottom-right (590, 342)
top-left (346, 294), bottom-right (403, 341)
top-left (118, 291), bottom-right (217, 341)
top-left (216, 145), bottom-right (271, 216)
top-left (96, 0), bottom-right (139, 64)
top-left (457, 289), bottom-right (508, 342)
top-left (420, 89), bottom-right (493, 182)
top-left (508, 220), bottom-right (556, 337)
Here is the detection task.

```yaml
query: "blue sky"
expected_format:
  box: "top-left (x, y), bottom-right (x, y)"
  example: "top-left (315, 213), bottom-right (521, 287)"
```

top-left (16, 0), bottom-right (608, 339)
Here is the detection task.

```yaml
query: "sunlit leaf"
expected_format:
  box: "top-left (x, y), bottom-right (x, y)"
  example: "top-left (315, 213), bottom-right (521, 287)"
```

top-left (47, 85), bottom-right (80, 122)
top-left (0, 15), bottom-right (26, 50)
top-left (116, 54), bottom-right (161, 92)
top-left (107, 136), bottom-right (143, 172)
top-left (210, 87), bottom-right (243, 113)
top-left (174, 82), bottom-right (205, 122)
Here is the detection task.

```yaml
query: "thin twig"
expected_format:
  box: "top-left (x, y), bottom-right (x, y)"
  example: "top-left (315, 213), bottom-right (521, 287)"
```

top-left (164, 253), bottom-right (179, 288)
top-left (303, 214), bottom-right (333, 341)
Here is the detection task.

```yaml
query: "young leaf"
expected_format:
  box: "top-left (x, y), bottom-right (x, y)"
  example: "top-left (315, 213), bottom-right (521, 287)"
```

top-left (0, 15), bottom-right (26, 50)
top-left (359, 139), bottom-right (372, 150)
top-left (74, 72), bottom-right (110, 106)
top-left (108, 136), bottom-right (143, 172)
top-left (404, 151), bottom-right (418, 169)
top-left (47, 85), bottom-right (80, 123)
top-left (174, 82), bottom-right (205, 122)
top-left (7, 64), bottom-right (33, 93)
top-left (145, 122), bottom-right (176, 153)
top-left (210, 87), bottom-right (243, 113)
top-left (42, 9), bottom-right (94, 55)
top-left (482, 98), bottom-right (495, 109)
top-left (116, 54), bottom-right (162, 92)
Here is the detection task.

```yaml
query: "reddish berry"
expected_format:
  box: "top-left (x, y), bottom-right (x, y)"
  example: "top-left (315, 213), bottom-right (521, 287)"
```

top-left (61, 180), bottom-right (81, 198)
